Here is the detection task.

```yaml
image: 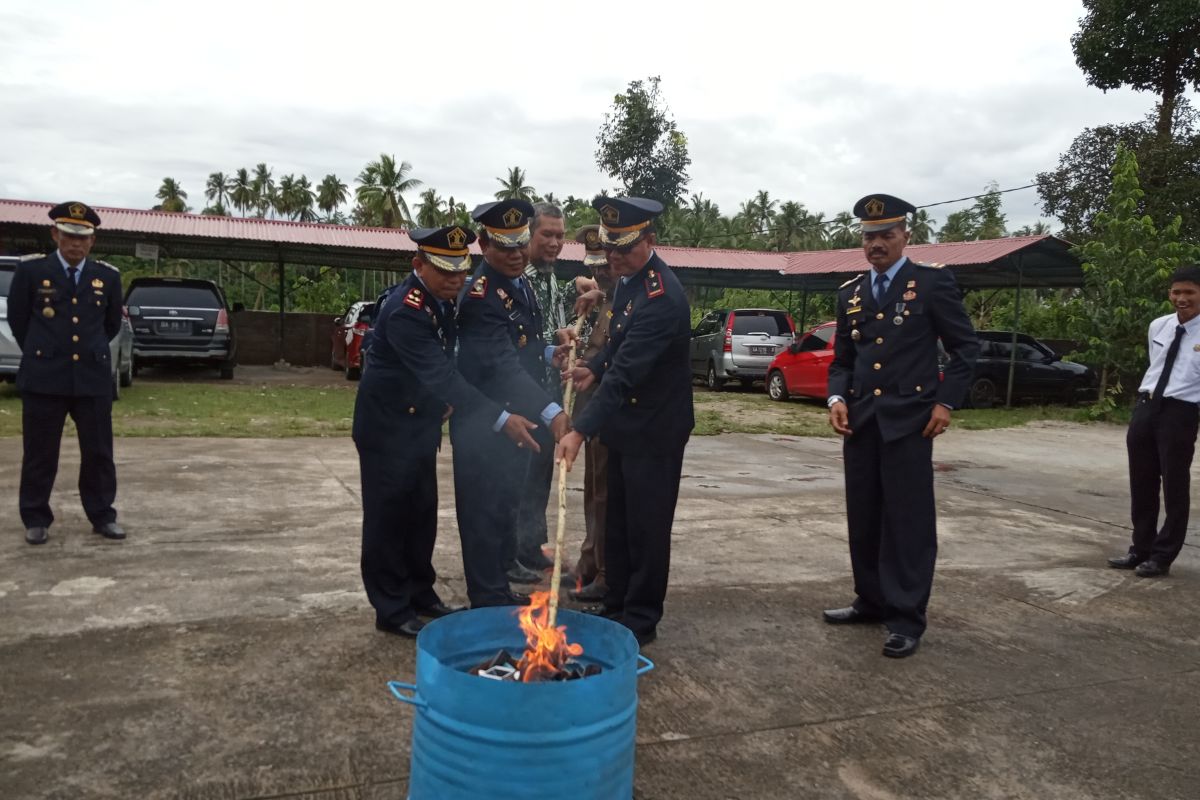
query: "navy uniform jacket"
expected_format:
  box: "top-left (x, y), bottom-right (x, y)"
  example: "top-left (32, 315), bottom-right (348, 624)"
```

top-left (453, 260), bottom-right (556, 427)
top-left (353, 274), bottom-right (500, 453)
top-left (827, 259), bottom-right (979, 442)
top-left (8, 254), bottom-right (122, 398)
top-left (573, 253), bottom-right (694, 455)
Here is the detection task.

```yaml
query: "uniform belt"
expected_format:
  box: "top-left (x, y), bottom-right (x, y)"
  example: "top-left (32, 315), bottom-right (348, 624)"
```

top-left (1138, 391), bottom-right (1197, 406)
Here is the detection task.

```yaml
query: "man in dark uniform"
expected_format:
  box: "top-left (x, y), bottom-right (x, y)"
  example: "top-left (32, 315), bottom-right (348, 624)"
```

top-left (451, 200), bottom-right (570, 608)
top-left (354, 226), bottom-right (540, 636)
top-left (8, 202), bottom-right (125, 545)
top-left (824, 193), bottom-right (978, 658)
top-left (556, 197), bottom-right (694, 647)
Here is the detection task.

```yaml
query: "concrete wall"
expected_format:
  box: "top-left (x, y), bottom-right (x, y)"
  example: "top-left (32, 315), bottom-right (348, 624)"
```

top-left (232, 310), bottom-right (337, 366)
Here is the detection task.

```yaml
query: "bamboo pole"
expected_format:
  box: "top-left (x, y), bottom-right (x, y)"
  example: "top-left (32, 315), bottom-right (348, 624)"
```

top-left (547, 317), bottom-right (587, 628)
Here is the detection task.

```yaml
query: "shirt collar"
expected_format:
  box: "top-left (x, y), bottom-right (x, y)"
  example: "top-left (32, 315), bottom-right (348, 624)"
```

top-left (56, 250), bottom-right (84, 272)
top-left (872, 256), bottom-right (907, 286)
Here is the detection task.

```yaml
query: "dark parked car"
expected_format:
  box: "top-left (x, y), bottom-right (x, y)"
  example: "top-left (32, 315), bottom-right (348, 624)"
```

top-left (967, 331), bottom-right (1097, 408)
top-left (331, 300), bottom-right (375, 381)
top-left (125, 277), bottom-right (237, 379)
top-left (690, 308), bottom-right (795, 390)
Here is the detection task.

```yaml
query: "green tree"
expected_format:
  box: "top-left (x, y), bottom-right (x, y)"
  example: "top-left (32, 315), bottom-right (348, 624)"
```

top-left (1011, 221), bottom-right (1053, 237)
top-left (1065, 143), bottom-right (1200, 402)
top-left (974, 182), bottom-right (1007, 239)
top-left (251, 163), bottom-right (275, 218)
top-left (153, 177), bottom-right (189, 213)
top-left (595, 76), bottom-right (691, 207)
top-left (205, 172), bottom-right (231, 210)
top-left (230, 168), bottom-right (254, 217)
top-left (829, 211), bottom-right (861, 248)
top-left (200, 202), bottom-right (229, 216)
top-left (317, 173), bottom-right (349, 222)
top-left (937, 209), bottom-right (978, 242)
top-left (415, 188), bottom-right (446, 226)
top-left (908, 209), bottom-right (936, 245)
top-left (1071, 0), bottom-right (1200, 139)
top-left (494, 167), bottom-right (536, 202)
top-left (356, 154), bottom-right (422, 228)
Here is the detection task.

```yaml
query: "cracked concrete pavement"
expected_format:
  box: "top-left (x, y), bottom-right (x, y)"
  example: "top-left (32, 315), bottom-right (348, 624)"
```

top-left (1, 421), bottom-right (1198, 799)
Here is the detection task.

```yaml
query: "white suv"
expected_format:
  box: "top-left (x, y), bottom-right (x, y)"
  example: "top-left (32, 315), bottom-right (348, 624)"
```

top-left (689, 308), bottom-right (796, 390)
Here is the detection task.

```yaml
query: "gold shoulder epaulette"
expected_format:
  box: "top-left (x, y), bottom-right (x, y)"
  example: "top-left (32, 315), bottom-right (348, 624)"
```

top-left (915, 261), bottom-right (945, 269)
top-left (19, 253), bottom-right (45, 262)
top-left (94, 259), bottom-right (121, 273)
top-left (839, 273), bottom-right (862, 289)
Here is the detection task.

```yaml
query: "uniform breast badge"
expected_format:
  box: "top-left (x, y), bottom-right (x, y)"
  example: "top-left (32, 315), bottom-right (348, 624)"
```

top-left (469, 276), bottom-right (488, 298)
top-left (92, 278), bottom-right (104, 288)
top-left (43, 307), bottom-right (55, 318)
top-left (851, 329), bottom-right (861, 341)
top-left (403, 288), bottom-right (424, 309)
top-left (517, 334), bottom-right (528, 348)
top-left (902, 290), bottom-right (916, 301)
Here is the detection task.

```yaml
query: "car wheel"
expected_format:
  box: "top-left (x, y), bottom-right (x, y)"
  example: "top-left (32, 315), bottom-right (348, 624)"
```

top-left (706, 363), bottom-right (724, 392)
top-left (767, 371), bottom-right (789, 401)
top-left (131, 360), bottom-right (141, 377)
top-left (219, 363), bottom-right (235, 380)
top-left (969, 376), bottom-right (997, 409)
top-left (119, 353), bottom-right (134, 388)
top-left (346, 365), bottom-right (361, 381)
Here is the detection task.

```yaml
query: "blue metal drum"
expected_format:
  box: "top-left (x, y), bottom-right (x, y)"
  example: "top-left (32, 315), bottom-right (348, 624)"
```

top-left (388, 606), bottom-right (654, 800)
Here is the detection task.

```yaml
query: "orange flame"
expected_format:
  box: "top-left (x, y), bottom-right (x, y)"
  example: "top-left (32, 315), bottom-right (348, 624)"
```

top-left (516, 591), bottom-right (584, 682)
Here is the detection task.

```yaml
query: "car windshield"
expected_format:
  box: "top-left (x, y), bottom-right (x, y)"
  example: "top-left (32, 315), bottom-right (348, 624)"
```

top-left (0, 268), bottom-right (13, 297)
top-left (128, 285), bottom-right (221, 309)
top-left (732, 312), bottom-right (788, 336)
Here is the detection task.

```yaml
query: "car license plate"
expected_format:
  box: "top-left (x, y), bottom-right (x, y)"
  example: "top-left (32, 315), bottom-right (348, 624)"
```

top-left (156, 320), bottom-right (190, 334)
top-left (750, 345), bottom-right (774, 355)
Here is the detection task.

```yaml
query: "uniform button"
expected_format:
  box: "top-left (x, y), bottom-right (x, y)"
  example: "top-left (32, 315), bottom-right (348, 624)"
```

top-left (630, 397), bottom-right (638, 404)
top-left (518, 325), bottom-right (524, 331)
top-left (875, 312), bottom-right (884, 320)
top-left (916, 385), bottom-right (923, 391)
top-left (875, 337), bottom-right (883, 344)
top-left (72, 353), bottom-right (80, 362)
top-left (873, 363), bottom-right (881, 370)
top-left (408, 407), bottom-right (415, 414)
top-left (72, 335), bottom-right (79, 342)
top-left (71, 298), bottom-right (78, 305)
top-left (873, 388), bottom-right (882, 396)
top-left (72, 316), bottom-right (79, 324)
top-left (36, 350), bottom-right (42, 356)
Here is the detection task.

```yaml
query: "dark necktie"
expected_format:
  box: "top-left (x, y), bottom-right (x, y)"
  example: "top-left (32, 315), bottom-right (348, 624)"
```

top-left (67, 266), bottom-right (78, 287)
top-left (874, 272), bottom-right (888, 304)
top-left (1150, 324), bottom-right (1186, 406)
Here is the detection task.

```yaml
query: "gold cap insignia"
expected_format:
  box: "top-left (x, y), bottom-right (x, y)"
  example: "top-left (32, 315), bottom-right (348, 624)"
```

top-left (446, 227), bottom-right (467, 248)
top-left (42, 279), bottom-right (52, 287)
top-left (69, 203), bottom-right (86, 219)
top-left (585, 229), bottom-right (599, 247)
top-left (600, 205), bottom-right (620, 225)
top-left (864, 198), bottom-right (885, 218)
top-left (502, 207), bottom-right (523, 228)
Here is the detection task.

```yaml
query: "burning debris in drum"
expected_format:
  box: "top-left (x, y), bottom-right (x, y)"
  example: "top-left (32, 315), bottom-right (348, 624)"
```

top-left (467, 592), bottom-right (603, 682)
top-left (469, 649), bottom-right (602, 682)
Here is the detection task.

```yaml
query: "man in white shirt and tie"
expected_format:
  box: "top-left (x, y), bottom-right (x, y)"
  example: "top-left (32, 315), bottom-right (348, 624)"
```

top-left (1109, 265), bottom-right (1200, 577)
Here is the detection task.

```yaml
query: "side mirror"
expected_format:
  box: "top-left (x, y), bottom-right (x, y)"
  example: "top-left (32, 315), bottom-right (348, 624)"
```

top-left (232, 302), bottom-right (246, 313)
top-left (788, 342), bottom-right (801, 355)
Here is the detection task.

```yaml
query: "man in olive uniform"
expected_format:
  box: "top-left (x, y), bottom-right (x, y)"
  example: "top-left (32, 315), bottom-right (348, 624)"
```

top-left (9, 202), bottom-right (125, 545)
top-left (556, 197), bottom-right (694, 647)
top-left (824, 194), bottom-right (979, 658)
top-left (452, 200), bottom-right (570, 608)
top-left (353, 226), bottom-right (539, 637)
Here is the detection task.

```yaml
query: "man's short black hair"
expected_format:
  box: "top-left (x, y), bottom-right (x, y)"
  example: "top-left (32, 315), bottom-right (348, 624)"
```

top-left (1170, 264), bottom-right (1200, 287)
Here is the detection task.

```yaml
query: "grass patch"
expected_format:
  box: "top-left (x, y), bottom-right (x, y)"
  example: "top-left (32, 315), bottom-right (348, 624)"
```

top-left (0, 381), bottom-right (357, 438)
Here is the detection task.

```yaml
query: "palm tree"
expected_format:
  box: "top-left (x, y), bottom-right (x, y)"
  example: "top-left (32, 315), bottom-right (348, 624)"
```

top-left (205, 172), bottom-right (232, 210)
top-left (909, 209), bottom-right (937, 244)
top-left (292, 175), bottom-right (317, 222)
top-left (829, 211), bottom-right (860, 248)
top-left (317, 173), bottom-right (349, 222)
top-left (251, 163), bottom-right (276, 218)
top-left (153, 177), bottom-right (189, 213)
top-left (230, 168), bottom-right (254, 216)
top-left (750, 189), bottom-right (777, 233)
top-left (445, 196), bottom-right (471, 227)
top-left (356, 154), bottom-right (423, 228)
top-left (494, 166), bottom-right (535, 202)
top-left (276, 174), bottom-right (298, 219)
top-left (772, 201), bottom-right (806, 251)
top-left (201, 202), bottom-right (230, 216)
top-left (415, 188), bottom-right (446, 227)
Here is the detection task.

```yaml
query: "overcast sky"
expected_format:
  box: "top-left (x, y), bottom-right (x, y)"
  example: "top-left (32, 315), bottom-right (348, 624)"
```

top-left (0, 0), bottom-right (1182, 233)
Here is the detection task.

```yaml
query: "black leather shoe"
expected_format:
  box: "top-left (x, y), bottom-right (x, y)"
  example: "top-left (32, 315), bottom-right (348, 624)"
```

top-left (570, 581), bottom-right (608, 602)
top-left (376, 618), bottom-right (424, 638)
top-left (416, 602), bottom-right (465, 619)
top-left (634, 628), bottom-right (657, 647)
top-left (506, 563), bottom-right (543, 584)
top-left (93, 522), bottom-right (126, 540)
top-left (822, 606), bottom-right (880, 625)
top-left (1135, 559), bottom-right (1170, 577)
top-left (519, 550), bottom-right (555, 571)
top-left (505, 591), bottom-right (532, 606)
top-left (25, 527), bottom-right (48, 545)
top-left (882, 633), bottom-right (920, 658)
top-left (1108, 553), bottom-right (1146, 569)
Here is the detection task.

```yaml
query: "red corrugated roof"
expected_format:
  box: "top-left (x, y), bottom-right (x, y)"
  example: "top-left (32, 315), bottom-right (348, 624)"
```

top-left (782, 236), bottom-right (1055, 276)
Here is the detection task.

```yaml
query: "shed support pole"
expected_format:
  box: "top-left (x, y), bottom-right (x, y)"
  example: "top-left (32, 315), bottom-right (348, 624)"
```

top-left (1005, 265), bottom-right (1023, 408)
top-left (277, 256), bottom-right (286, 363)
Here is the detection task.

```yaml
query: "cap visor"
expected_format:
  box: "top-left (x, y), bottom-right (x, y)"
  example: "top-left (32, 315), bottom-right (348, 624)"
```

top-left (424, 252), bottom-right (472, 272)
top-left (860, 219), bottom-right (904, 233)
top-left (55, 222), bottom-right (95, 235)
top-left (583, 253), bottom-right (608, 266)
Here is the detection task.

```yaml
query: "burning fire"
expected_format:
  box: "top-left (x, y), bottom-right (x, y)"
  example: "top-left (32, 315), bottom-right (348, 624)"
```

top-left (516, 591), bottom-right (584, 683)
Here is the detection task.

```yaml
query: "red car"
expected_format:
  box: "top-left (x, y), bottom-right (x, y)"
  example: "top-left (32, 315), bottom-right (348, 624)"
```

top-left (331, 300), bottom-right (375, 380)
top-left (765, 320), bottom-right (837, 401)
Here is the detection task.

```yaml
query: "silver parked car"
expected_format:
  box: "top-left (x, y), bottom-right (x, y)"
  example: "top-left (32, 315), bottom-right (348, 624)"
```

top-left (689, 308), bottom-right (796, 390)
top-left (0, 255), bottom-right (134, 399)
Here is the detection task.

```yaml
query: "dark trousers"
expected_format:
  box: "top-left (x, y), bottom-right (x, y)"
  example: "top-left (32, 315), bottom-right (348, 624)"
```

top-left (842, 416), bottom-right (937, 639)
top-left (1127, 397), bottom-right (1199, 564)
top-left (513, 422), bottom-right (554, 563)
top-left (357, 446), bottom-right (441, 626)
top-left (20, 392), bottom-right (117, 529)
top-left (576, 434), bottom-right (610, 587)
top-left (604, 446), bottom-right (685, 636)
top-left (451, 421), bottom-right (526, 607)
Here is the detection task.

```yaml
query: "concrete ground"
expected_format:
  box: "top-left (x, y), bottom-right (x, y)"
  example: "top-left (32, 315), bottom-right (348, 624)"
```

top-left (1, 422), bottom-right (1197, 799)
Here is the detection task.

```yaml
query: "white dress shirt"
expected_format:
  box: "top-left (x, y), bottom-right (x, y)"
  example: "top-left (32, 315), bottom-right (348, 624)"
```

top-left (1138, 312), bottom-right (1200, 403)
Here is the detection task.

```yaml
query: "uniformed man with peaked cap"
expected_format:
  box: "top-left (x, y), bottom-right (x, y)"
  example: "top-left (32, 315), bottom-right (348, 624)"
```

top-left (8, 201), bottom-right (125, 545)
top-left (353, 225), bottom-right (532, 636)
top-left (823, 193), bottom-right (979, 658)
top-left (451, 199), bottom-right (571, 608)
top-left (556, 197), bottom-right (694, 646)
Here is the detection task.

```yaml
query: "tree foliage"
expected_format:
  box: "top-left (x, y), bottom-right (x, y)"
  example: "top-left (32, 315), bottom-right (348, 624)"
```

top-left (1071, 0), bottom-right (1200, 138)
top-left (595, 76), bottom-right (691, 207)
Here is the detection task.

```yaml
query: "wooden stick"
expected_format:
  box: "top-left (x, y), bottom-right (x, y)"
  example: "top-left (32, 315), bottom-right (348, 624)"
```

top-left (548, 316), bottom-right (587, 628)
